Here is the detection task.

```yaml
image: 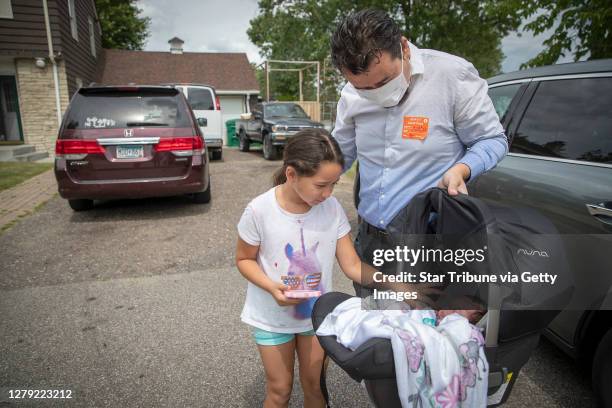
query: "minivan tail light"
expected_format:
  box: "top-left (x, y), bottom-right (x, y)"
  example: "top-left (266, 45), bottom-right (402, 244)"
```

top-left (155, 136), bottom-right (204, 156)
top-left (56, 139), bottom-right (105, 160)
top-left (215, 95), bottom-right (221, 111)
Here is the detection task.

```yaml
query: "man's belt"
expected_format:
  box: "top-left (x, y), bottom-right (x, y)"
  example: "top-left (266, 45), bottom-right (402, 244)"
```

top-left (363, 220), bottom-right (389, 237)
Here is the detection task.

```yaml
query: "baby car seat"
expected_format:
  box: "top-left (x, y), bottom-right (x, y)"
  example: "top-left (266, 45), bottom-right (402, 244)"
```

top-left (313, 188), bottom-right (574, 407)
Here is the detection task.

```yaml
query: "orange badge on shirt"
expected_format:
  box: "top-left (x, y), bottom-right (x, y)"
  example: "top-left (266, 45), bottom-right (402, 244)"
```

top-left (402, 116), bottom-right (429, 140)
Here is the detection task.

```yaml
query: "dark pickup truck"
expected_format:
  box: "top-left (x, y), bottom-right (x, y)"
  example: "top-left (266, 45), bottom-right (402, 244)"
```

top-left (235, 102), bottom-right (325, 160)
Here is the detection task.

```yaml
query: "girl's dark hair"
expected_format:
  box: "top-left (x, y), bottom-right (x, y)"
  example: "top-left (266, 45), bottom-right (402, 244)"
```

top-left (331, 9), bottom-right (402, 74)
top-left (273, 128), bottom-right (345, 186)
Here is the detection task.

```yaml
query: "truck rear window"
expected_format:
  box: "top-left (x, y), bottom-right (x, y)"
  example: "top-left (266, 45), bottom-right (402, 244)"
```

top-left (64, 90), bottom-right (192, 129)
top-left (264, 103), bottom-right (308, 118)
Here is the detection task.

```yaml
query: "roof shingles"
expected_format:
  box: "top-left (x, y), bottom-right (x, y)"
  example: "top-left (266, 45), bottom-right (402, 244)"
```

top-left (96, 49), bottom-right (260, 92)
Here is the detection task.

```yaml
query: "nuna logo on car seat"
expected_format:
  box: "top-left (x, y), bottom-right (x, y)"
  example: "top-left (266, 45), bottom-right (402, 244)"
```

top-left (517, 248), bottom-right (550, 257)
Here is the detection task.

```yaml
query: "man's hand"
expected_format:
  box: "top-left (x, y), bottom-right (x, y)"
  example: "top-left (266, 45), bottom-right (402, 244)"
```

top-left (438, 163), bottom-right (471, 196)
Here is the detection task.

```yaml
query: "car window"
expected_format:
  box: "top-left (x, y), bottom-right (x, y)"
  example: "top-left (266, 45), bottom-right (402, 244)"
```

top-left (511, 77), bottom-right (612, 164)
top-left (187, 87), bottom-right (214, 110)
top-left (65, 90), bottom-right (192, 129)
top-left (264, 103), bottom-right (308, 118)
top-left (488, 83), bottom-right (522, 119)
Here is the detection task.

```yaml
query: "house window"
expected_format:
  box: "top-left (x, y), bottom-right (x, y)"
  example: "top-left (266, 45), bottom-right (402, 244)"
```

top-left (2, 80), bottom-right (17, 112)
top-left (88, 16), bottom-right (96, 57)
top-left (68, 0), bottom-right (78, 40)
top-left (0, 0), bottom-right (13, 19)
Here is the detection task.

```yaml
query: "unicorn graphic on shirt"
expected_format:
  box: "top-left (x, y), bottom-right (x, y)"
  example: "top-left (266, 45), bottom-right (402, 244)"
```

top-left (284, 227), bottom-right (323, 319)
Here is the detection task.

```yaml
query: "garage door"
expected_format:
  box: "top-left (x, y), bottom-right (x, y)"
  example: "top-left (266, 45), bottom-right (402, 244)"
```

top-left (219, 95), bottom-right (245, 126)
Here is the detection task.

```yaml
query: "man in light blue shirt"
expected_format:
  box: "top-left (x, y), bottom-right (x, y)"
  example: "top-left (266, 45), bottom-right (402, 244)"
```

top-left (331, 9), bottom-right (507, 230)
top-left (330, 9), bottom-right (507, 296)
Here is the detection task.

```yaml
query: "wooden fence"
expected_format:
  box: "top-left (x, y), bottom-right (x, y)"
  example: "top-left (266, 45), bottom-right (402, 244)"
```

top-left (295, 101), bottom-right (321, 122)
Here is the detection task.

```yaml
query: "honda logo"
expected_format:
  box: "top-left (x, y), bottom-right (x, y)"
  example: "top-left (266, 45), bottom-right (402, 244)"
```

top-left (124, 129), bottom-right (134, 137)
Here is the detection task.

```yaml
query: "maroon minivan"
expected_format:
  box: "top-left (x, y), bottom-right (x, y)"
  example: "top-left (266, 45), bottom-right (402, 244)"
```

top-left (54, 85), bottom-right (211, 211)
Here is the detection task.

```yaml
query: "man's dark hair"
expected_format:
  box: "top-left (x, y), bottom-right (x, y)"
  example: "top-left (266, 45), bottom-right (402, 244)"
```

top-left (330, 9), bottom-right (402, 74)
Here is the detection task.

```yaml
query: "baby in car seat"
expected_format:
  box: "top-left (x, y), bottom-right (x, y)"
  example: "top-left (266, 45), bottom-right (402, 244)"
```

top-left (437, 308), bottom-right (485, 324)
top-left (436, 295), bottom-right (486, 324)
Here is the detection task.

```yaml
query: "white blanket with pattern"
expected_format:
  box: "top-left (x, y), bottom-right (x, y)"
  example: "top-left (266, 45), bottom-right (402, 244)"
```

top-left (316, 297), bottom-right (488, 408)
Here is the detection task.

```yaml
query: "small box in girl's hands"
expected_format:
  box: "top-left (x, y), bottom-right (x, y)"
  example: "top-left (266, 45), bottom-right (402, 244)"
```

top-left (281, 273), bottom-right (322, 298)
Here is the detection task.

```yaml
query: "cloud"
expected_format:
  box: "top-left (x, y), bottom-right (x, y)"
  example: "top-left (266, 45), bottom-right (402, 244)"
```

top-left (137, 2), bottom-right (581, 75)
top-left (501, 31), bottom-right (546, 72)
top-left (501, 13), bottom-right (578, 73)
top-left (137, 0), bottom-right (262, 63)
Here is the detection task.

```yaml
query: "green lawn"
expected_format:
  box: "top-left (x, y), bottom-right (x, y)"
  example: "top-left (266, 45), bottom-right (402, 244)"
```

top-left (0, 162), bottom-right (54, 192)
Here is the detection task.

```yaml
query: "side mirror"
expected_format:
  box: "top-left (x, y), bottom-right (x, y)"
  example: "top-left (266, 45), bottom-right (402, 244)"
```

top-left (197, 117), bottom-right (208, 127)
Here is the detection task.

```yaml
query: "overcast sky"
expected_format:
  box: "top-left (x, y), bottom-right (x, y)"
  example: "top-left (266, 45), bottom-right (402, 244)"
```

top-left (137, 0), bottom-right (574, 74)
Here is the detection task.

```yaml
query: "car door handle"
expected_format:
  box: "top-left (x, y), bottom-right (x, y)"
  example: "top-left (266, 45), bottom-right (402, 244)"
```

top-left (586, 202), bottom-right (612, 226)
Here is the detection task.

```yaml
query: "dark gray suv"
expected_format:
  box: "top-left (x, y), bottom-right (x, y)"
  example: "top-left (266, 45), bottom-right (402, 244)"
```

top-left (472, 59), bottom-right (612, 406)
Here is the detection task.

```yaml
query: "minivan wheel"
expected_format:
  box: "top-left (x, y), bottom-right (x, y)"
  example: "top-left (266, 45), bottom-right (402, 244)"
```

top-left (263, 134), bottom-right (278, 160)
top-left (68, 199), bottom-right (94, 211)
top-left (239, 130), bottom-right (250, 152)
top-left (193, 176), bottom-right (211, 204)
top-left (592, 327), bottom-right (612, 407)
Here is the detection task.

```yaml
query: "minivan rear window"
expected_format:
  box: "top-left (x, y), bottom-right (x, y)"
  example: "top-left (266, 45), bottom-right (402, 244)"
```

top-left (187, 88), bottom-right (214, 110)
top-left (64, 89), bottom-right (192, 129)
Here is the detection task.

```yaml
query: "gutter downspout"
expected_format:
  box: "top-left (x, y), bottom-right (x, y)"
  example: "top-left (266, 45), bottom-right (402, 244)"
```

top-left (42, 0), bottom-right (62, 127)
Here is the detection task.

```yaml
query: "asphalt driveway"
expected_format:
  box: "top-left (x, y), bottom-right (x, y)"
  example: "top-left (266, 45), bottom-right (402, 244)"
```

top-left (0, 148), bottom-right (598, 407)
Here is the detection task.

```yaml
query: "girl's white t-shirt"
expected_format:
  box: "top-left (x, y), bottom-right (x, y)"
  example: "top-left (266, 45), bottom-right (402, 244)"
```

top-left (237, 187), bottom-right (351, 333)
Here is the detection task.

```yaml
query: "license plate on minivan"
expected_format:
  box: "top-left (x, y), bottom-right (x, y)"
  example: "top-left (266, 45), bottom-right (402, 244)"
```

top-left (116, 145), bottom-right (144, 159)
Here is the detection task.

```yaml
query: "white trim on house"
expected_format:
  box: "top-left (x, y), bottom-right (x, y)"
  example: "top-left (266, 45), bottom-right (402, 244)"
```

top-left (216, 90), bottom-right (260, 95)
top-left (0, 0), bottom-right (13, 19)
top-left (68, 0), bottom-right (78, 41)
top-left (88, 16), bottom-right (96, 57)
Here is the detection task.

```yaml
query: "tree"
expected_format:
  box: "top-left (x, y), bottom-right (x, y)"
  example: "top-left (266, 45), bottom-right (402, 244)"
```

top-left (519, 0), bottom-right (612, 68)
top-left (248, 0), bottom-right (343, 101)
top-left (95, 0), bottom-right (151, 50)
top-left (248, 0), bottom-right (523, 100)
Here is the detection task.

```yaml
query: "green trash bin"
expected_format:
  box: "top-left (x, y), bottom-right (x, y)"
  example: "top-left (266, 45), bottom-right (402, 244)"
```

top-left (225, 119), bottom-right (239, 147)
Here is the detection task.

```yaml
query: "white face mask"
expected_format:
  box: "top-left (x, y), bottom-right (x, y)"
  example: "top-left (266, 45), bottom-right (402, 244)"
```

top-left (354, 43), bottom-right (410, 108)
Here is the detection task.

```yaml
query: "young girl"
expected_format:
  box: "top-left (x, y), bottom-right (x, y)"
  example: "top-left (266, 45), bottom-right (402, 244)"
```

top-left (236, 128), bottom-right (372, 408)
